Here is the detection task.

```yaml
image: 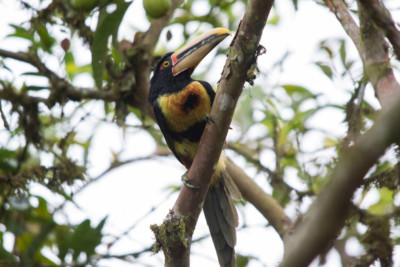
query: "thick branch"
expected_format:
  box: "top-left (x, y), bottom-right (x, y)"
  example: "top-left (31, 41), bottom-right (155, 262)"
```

top-left (327, 0), bottom-right (400, 108)
top-left (0, 48), bottom-right (62, 87)
top-left (279, 94), bottom-right (400, 266)
top-left (0, 49), bottom-right (118, 105)
top-left (327, 0), bottom-right (361, 53)
top-left (358, 0), bottom-right (400, 59)
top-left (357, 0), bottom-right (400, 108)
top-left (164, 0), bottom-right (274, 265)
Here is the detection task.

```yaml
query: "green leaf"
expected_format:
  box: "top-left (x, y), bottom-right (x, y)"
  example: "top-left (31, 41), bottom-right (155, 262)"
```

top-left (21, 72), bottom-right (46, 77)
top-left (281, 84), bottom-right (317, 102)
top-left (314, 61), bottom-right (333, 79)
top-left (323, 137), bottom-right (338, 148)
top-left (343, 60), bottom-right (354, 74)
top-left (234, 93), bottom-right (254, 135)
top-left (290, 108), bottom-right (318, 129)
top-left (0, 148), bottom-right (18, 173)
top-left (278, 107), bottom-right (318, 150)
top-left (76, 137), bottom-right (93, 168)
top-left (56, 225), bottom-right (72, 261)
top-left (36, 24), bottom-right (56, 52)
top-left (25, 221), bottom-right (56, 261)
top-left (22, 85), bottom-right (50, 92)
top-left (0, 232), bottom-right (15, 262)
top-left (65, 51), bottom-right (93, 80)
top-left (292, 0), bottom-right (298, 10)
top-left (7, 24), bottom-right (34, 43)
top-left (272, 186), bottom-right (291, 207)
top-left (236, 253), bottom-right (251, 267)
top-left (319, 41), bottom-right (333, 59)
top-left (368, 187), bottom-right (394, 215)
top-left (91, 1), bottom-right (131, 88)
top-left (339, 40), bottom-right (346, 65)
top-left (267, 14), bottom-right (279, 25)
top-left (35, 197), bottom-right (51, 220)
top-left (70, 217), bottom-right (107, 260)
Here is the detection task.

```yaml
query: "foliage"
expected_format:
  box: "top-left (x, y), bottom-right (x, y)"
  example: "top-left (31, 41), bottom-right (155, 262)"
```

top-left (0, 0), bottom-right (399, 266)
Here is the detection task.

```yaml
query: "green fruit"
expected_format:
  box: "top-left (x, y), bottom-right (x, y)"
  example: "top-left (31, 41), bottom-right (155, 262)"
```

top-left (69, 0), bottom-right (98, 11)
top-left (143, 0), bottom-right (171, 19)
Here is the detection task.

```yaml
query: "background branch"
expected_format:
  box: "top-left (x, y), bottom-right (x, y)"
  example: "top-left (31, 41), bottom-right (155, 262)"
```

top-left (358, 0), bottom-right (400, 59)
top-left (279, 93), bottom-right (400, 266)
top-left (327, 0), bottom-right (361, 53)
top-left (327, 0), bottom-right (400, 108)
top-left (357, 0), bottom-right (400, 108)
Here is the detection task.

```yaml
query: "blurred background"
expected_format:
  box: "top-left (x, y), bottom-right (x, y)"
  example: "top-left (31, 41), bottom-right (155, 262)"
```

top-left (0, 0), bottom-right (399, 266)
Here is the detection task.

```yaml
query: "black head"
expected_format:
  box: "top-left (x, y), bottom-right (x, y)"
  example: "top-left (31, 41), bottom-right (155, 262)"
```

top-left (147, 28), bottom-right (231, 105)
top-left (148, 52), bottom-right (192, 105)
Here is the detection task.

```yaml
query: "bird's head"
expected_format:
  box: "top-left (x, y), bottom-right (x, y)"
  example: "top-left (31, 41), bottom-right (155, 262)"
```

top-left (148, 28), bottom-right (231, 104)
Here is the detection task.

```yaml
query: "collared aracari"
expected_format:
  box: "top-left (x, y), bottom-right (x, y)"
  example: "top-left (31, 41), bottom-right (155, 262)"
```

top-left (148, 28), bottom-right (241, 266)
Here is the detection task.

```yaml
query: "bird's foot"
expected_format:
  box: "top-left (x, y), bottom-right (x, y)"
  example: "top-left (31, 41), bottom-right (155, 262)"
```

top-left (181, 171), bottom-right (200, 189)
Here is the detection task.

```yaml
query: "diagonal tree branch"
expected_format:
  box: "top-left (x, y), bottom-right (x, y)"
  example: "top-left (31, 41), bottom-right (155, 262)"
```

top-left (279, 86), bottom-right (400, 267)
top-left (326, 0), bottom-right (362, 53)
top-left (279, 2), bottom-right (400, 265)
top-left (326, 0), bottom-right (400, 108)
top-left (357, 0), bottom-right (400, 108)
top-left (154, 0), bottom-right (275, 265)
top-left (358, 0), bottom-right (400, 59)
top-left (0, 49), bottom-right (117, 105)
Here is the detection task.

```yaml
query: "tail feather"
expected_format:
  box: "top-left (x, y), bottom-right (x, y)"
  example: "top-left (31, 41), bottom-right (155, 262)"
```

top-left (203, 178), bottom-right (238, 267)
top-left (215, 181), bottom-right (239, 229)
top-left (212, 186), bottom-right (236, 247)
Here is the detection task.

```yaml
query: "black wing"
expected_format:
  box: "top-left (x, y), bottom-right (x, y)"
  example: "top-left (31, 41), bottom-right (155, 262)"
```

top-left (198, 80), bottom-right (216, 105)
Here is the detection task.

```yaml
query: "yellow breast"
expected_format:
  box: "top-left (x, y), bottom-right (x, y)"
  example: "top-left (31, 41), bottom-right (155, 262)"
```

top-left (158, 81), bottom-right (212, 133)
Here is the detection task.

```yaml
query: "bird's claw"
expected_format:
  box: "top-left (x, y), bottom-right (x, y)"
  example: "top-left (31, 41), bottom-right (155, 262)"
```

top-left (205, 115), bottom-right (215, 124)
top-left (181, 171), bottom-right (200, 189)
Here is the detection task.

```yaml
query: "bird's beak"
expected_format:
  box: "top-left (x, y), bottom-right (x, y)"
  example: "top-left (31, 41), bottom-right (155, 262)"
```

top-left (171, 28), bottom-right (231, 76)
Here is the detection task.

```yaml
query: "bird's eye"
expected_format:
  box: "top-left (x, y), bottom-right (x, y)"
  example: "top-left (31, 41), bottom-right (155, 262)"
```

top-left (163, 61), bottom-right (170, 67)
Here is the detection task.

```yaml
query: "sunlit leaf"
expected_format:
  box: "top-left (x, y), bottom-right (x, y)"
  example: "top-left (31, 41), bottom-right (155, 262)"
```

top-left (368, 187), bottom-right (394, 215)
top-left (323, 137), bottom-right (338, 148)
top-left (267, 14), bottom-right (279, 25)
top-left (234, 93), bottom-right (254, 135)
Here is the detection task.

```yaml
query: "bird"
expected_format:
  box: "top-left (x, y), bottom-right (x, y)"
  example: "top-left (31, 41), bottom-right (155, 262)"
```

top-left (148, 27), bottom-right (241, 267)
